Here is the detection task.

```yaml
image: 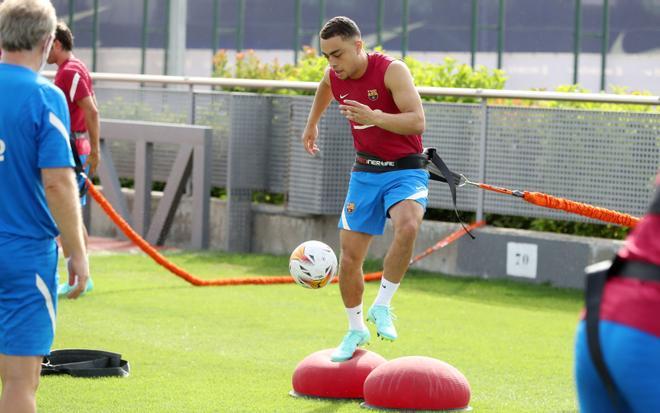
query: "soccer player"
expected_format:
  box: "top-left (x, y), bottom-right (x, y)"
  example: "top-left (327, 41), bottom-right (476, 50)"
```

top-left (301, 16), bottom-right (428, 362)
top-left (574, 174), bottom-right (660, 412)
top-left (0, 0), bottom-right (89, 411)
top-left (47, 21), bottom-right (100, 296)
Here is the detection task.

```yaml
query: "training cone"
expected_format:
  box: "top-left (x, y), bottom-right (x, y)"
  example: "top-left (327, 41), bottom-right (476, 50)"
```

top-left (363, 356), bottom-right (471, 411)
top-left (290, 348), bottom-right (387, 399)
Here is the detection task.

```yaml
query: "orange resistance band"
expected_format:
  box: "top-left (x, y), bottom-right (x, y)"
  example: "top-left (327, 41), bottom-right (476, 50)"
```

top-left (523, 191), bottom-right (639, 228)
top-left (86, 180), bottom-right (477, 286)
top-left (476, 183), bottom-right (639, 227)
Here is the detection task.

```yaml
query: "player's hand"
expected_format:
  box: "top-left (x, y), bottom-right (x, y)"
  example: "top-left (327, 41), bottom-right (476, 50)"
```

top-left (339, 100), bottom-right (382, 126)
top-left (84, 150), bottom-right (100, 177)
top-left (66, 253), bottom-right (90, 299)
top-left (301, 124), bottom-right (320, 156)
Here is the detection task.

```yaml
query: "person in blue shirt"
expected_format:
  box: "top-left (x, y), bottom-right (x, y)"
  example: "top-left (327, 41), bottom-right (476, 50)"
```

top-left (0, 1), bottom-right (89, 412)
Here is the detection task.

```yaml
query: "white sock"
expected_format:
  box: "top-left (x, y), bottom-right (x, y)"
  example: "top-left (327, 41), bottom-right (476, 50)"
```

top-left (346, 304), bottom-right (367, 331)
top-left (373, 278), bottom-right (400, 307)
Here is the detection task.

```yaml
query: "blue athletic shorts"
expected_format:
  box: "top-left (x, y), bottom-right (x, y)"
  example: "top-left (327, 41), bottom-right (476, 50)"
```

top-left (338, 169), bottom-right (429, 235)
top-left (77, 154), bottom-right (88, 206)
top-left (575, 320), bottom-right (660, 413)
top-left (0, 236), bottom-right (59, 356)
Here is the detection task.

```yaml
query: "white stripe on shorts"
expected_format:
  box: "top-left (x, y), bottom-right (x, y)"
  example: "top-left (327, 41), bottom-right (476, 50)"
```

top-left (406, 189), bottom-right (429, 200)
top-left (341, 209), bottom-right (352, 231)
top-left (35, 273), bottom-right (56, 336)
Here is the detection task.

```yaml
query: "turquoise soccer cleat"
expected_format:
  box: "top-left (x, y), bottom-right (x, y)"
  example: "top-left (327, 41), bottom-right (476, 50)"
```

top-left (57, 277), bottom-right (94, 297)
top-left (367, 305), bottom-right (398, 341)
top-left (330, 329), bottom-right (371, 362)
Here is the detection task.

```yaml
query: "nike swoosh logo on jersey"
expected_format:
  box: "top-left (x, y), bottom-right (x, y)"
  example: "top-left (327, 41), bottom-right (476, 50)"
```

top-left (353, 124), bottom-right (375, 130)
top-left (340, 93), bottom-right (349, 99)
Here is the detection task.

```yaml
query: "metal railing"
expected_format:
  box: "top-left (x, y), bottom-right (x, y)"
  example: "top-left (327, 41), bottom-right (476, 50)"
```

top-left (41, 71), bottom-right (660, 105)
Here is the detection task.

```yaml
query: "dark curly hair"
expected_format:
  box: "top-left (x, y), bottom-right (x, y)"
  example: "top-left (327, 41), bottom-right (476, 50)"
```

top-left (319, 16), bottom-right (361, 40)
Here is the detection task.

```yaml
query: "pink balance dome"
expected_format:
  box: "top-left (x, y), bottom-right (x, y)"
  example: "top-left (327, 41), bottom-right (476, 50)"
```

top-left (363, 356), bottom-right (471, 411)
top-left (291, 348), bottom-right (387, 399)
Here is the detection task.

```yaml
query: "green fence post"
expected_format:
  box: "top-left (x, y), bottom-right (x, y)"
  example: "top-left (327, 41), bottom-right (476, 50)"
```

top-left (91, 0), bottom-right (99, 72)
top-left (471, 0), bottom-right (478, 68)
top-left (573, 0), bottom-right (582, 84)
top-left (68, 0), bottom-right (75, 31)
top-left (600, 0), bottom-right (609, 91)
top-left (376, 0), bottom-right (384, 47)
top-left (141, 0), bottom-right (149, 74)
top-left (212, 0), bottom-right (220, 55)
top-left (401, 0), bottom-right (409, 57)
top-left (163, 0), bottom-right (170, 75)
top-left (236, 0), bottom-right (245, 52)
top-left (497, 0), bottom-right (505, 69)
top-left (317, 0), bottom-right (326, 53)
top-left (293, 0), bottom-right (301, 63)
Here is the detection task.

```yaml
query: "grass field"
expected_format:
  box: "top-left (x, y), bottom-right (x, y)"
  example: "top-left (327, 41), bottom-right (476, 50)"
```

top-left (39, 251), bottom-right (582, 412)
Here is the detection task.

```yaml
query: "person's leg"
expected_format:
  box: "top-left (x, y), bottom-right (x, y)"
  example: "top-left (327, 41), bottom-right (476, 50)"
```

top-left (574, 320), bottom-right (621, 413)
top-left (0, 355), bottom-right (42, 413)
top-left (602, 321), bottom-right (660, 412)
top-left (331, 230), bottom-right (373, 362)
top-left (367, 200), bottom-right (424, 340)
top-left (368, 169), bottom-right (427, 340)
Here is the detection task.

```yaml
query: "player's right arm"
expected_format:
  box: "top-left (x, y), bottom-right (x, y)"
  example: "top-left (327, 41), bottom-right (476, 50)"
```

top-left (302, 67), bottom-right (333, 156)
top-left (42, 167), bottom-right (89, 299)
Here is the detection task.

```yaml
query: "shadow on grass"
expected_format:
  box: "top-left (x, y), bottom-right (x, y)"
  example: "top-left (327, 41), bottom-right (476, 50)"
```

top-left (403, 269), bottom-right (582, 313)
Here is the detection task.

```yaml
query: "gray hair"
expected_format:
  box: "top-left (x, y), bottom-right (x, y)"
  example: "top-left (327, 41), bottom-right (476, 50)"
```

top-left (0, 0), bottom-right (57, 52)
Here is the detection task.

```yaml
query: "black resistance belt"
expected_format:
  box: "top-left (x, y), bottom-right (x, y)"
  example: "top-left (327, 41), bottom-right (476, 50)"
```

top-left (41, 349), bottom-right (130, 378)
top-left (352, 149), bottom-right (473, 238)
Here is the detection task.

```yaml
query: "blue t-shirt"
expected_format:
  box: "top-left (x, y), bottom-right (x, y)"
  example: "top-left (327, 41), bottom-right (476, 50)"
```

top-left (0, 63), bottom-right (75, 240)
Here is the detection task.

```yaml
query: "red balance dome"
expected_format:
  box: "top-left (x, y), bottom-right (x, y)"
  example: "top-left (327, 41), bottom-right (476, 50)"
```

top-left (291, 348), bottom-right (387, 399)
top-left (363, 356), bottom-right (471, 411)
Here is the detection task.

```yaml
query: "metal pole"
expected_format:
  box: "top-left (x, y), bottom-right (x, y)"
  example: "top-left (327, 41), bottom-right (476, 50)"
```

top-left (68, 0), bottom-right (75, 31)
top-left (163, 0), bottom-right (170, 75)
top-left (476, 99), bottom-right (488, 222)
top-left (167, 0), bottom-right (187, 76)
top-left (141, 0), bottom-right (149, 74)
top-left (573, 0), bottom-right (581, 84)
top-left (236, 0), bottom-right (245, 52)
top-left (497, 0), bottom-right (505, 69)
top-left (317, 0), bottom-right (326, 53)
top-left (600, 0), bottom-right (610, 91)
top-left (212, 0), bottom-right (220, 55)
top-left (376, 0), bottom-right (384, 47)
top-left (293, 0), bottom-right (301, 64)
top-left (401, 0), bottom-right (409, 57)
top-left (91, 0), bottom-right (99, 72)
top-left (471, 0), bottom-right (478, 68)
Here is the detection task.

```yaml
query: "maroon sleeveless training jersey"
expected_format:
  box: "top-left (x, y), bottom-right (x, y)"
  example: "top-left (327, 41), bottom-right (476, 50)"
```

top-left (329, 52), bottom-right (423, 161)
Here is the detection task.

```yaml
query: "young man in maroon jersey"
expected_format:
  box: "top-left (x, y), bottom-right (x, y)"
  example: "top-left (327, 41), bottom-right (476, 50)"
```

top-left (302, 16), bottom-right (428, 362)
top-left (47, 21), bottom-right (99, 296)
top-left (575, 173), bottom-right (660, 412)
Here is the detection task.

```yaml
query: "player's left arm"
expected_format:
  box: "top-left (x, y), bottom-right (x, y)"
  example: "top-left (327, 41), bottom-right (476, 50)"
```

top-left (77, 95), bottom-right (100, 176)
top-left (340, 60), bottom-right (425, 135)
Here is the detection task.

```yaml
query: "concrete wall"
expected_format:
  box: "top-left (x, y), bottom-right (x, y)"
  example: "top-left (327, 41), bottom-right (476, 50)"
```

top-left (89, 189), bottom-right (622, 290)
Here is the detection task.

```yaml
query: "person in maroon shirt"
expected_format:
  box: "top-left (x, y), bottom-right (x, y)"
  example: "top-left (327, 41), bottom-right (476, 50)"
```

top-left (302, 16), bottom-right (428, 362)
top-left (47, 21), bottom-right (98, 296)
top-left (575, 174), bottom-right (660, 412)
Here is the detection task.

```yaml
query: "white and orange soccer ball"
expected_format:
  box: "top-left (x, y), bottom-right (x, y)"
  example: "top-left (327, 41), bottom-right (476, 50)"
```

top-left (289, 240), bottom-right (338, 289)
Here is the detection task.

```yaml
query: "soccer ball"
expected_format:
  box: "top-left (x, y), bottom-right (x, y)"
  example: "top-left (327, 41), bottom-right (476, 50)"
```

top-left (289, 240), bottom-right (338, 289)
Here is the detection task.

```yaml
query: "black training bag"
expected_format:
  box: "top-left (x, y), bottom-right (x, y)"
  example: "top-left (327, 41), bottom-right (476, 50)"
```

top-left (41, 349), bottom-right (130, 378)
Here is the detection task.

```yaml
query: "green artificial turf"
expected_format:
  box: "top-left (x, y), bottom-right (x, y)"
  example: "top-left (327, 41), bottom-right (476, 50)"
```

top-left (37, 251), bottom-right (582, 412)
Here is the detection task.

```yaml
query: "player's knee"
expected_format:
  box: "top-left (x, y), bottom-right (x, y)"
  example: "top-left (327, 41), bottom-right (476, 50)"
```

top-left (2, 371), bottom-right (40, 394)
top-left (339, 252), bottom-right (363, 273)
top-left (394, 218), bottom-right (420, 240)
